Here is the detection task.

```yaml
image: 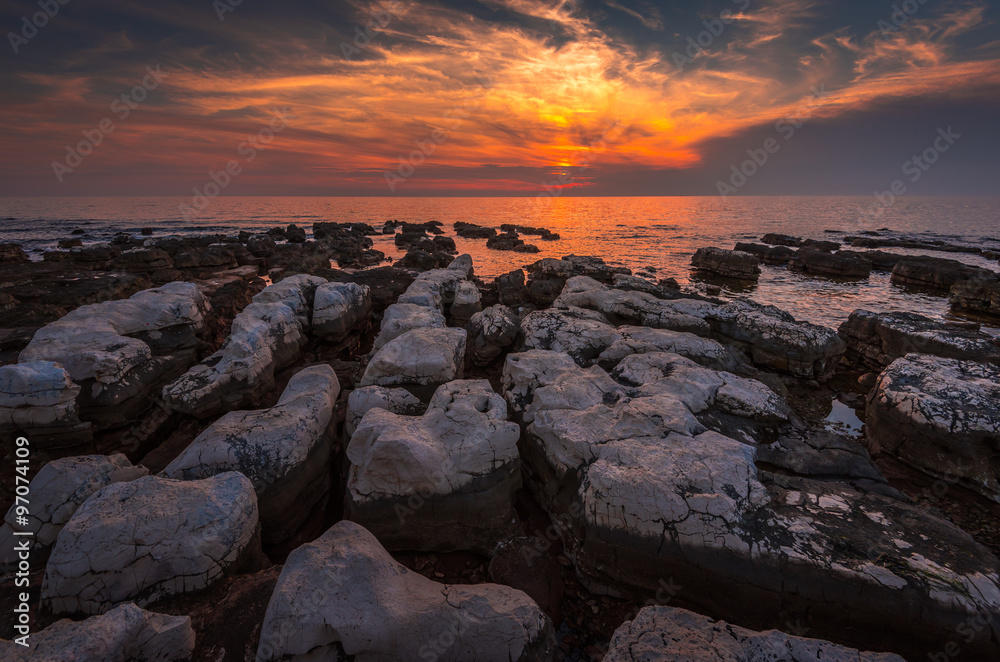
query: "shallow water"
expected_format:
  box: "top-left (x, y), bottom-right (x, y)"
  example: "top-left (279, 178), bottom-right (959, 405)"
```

top-left (2, 195), bottom-right (998, 334)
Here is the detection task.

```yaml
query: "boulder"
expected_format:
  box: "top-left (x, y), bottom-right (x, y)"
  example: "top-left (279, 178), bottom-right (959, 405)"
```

top-left (496, 269), bottom-right (529, 306)
top-left (691, 247), bottom-right (761, 280)
top-left (346, 380), bottom-right (521, 553)
top-left (520, 306), bottom-right (621, 365)
top-left (450, 280), bottom-right (482, 324)
top-left (162, 274), bottom-right (325, 417)
top-left (163, 365), bottom-right (339, 545)
top-left (42, 472), bottom-right (261, 615)
top-left (597, 325), bottom-right (739, 372)
top-left (761, 233), bottom-right (802, 247)
top-left (604, 606), bottom-right (904, 661)
top-left (468, 304), bottom-right (520, 365)
top-left (0, 361), bottom-right (89, 442)
top-left (733, 242), bottom-right (769, 259)
top-left (0, 243), bottom-right (29, 263)
top-left (454, 221), bottom-right (496, 238)
top-left (373, 303), bottom-right (446, 350)
top-left (866, 354), bottom-right (1000, 502)
top-left (891, 257), bottom-right (996, 291)
top-left (247, 233), bottom-right (276, 257)
top-left (838, 309), bottom-right (1000, 370)
top-left (524, 256), bottom-right (629, 306)
top-left (285, 224), bottom-right (307, 243)
top-left (312, 281), bottom-right (371, 342)
top-left (345, 385), bottom-right (425, 437)
top-left (789, 249), bottom-right (871, 278)
top-left (255, 520), bottom-right (556, 661)
top-left (0, 604), bottom-right (195, 661)
top-left (763, 245), bottom-right (796, 265)
top-left (360, 327), bottom-right (467, 388)
top-left (0, 454), bottom-right (147, 568)
top-left (800, 238), bottom-right (841, 251)
top-left (951, 277), bottom-right (1000, 318)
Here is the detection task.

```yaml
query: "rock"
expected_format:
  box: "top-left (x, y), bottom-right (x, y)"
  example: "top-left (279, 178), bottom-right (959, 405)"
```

top-left (0, 243), bottom-right (30, 263)
top-left (763, 245), bottom-right (796, 265)
top-left (789, 248), bottom-right (871, 278)
top-left (487, 230), bottom-right (529, 251)
top-left (891, 257), bottom-right (996, 291)
top-left (501, 223), bottom-right (560, 240)
top-left (455, 221), bottom-right (497, 238)
top-left (706, 300), bottom-right (845, 379)
top-left (58, 238), bottom-right (83, 249)
top-left (867, 354), bottom-right (1000, 502)
top-left (691, 247), bottom-right (761, 280)
top-left (604, 606), bottom-right (905, 661)
top-left (838, 309), bottom-right (1000, 370)
top-left (432, 235), bottom-right (457, 253)
top-left (951, 277), bottom-right (1000, 318)
top-left (761, 233), bottom-right (802, 247)
top-left (0, 454), bottom-right (147, 568)
top-left (345, 385), bottom-right (425, 437)
top-left (800, 238), bottom-right (841, 251)
top-left (519, 307), bottom-right (621, 365)
top-left (255, 520), bottom-right (556, 661)
top-left (174, 245), bottom-right (239, 270)
top-left (611, 273), bottom-right (678, 298)
top-left (396, 249), bottom-right (447, 270)
top-left (503, 348), bottom-right (1000, 660)
top-left (247, 233), bottom-right (276, 257)
top-left (597, 325), bottom-right (739, 372)
top-left (0, 361), bottom-right (88, 442)
top-left (373, 303), bottom-right (446, 350)
top-left (312, 281), bottom-right (372, 342)
top-left (450, 280), bottom-right (482, 324)
top-left (42, 472), bottom-right (261, 615)
top-left (285, 224), bottom-right (307, 243)
top-left (733, 242), bottom-right (769, 259)
top-left (163, 365), bottom-right (339, 545)
top-left (111, 248), bottom-right (173, 271)
top-left (496, 269), bottom-right (529, 306)
top-left (330, 266), bottom-right (414, 312)
top-left (360, 327), bottom-right (467, 388)
top-left (0, 604), bottom-right (195, 661)
top-left (346, 380), bottom-right (521, 553)
top-left (468, 304), bottom-right (520, 365)
top-left (141, 227), bottom-right (154, 235)
top-left (162, 275), bottom-right (325, 417)
top-left (524, 256), bottom-right (629, 307)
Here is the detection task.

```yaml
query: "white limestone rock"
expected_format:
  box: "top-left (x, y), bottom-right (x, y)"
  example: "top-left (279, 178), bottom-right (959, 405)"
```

top-left (360, 327), bottom-right (467, 388)
top-left (0, 454), bottom-right (147, 568)
top-left (0, 603), bottom-right (195, 662)
top-left (598, 325), bottom-right (738, 371)
top-left (0, 361), bottom-right (82, 431)
top-left (346, 385), bottom-right (425, 438)
top-left (373, 303), bottom-right (446, 351)
top-left (255, 520), bottom-right (555, 662)
top-left (450, 280), bottom-right (483, 323)
top-left (163, 365), bottom-right (339, 544)
top-left (313, 281), bottom-right (372, 342)
top-left (42, 472), bottom-right (260, 615)
top-left (519, 307), bottom-right (622, 365)
top-left (468, 304), bottom-right (520, 366)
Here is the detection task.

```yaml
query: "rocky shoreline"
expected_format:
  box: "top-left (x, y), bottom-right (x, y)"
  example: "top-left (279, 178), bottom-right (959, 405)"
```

top-left (2, 222), bottom-right (1000, 660)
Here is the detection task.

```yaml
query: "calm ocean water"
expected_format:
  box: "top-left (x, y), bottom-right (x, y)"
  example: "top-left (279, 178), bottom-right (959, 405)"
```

top-left (2, 196), bottom-right (999, 334)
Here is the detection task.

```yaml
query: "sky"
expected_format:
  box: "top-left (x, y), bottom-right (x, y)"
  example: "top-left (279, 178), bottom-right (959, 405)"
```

top-left (0, 0), bottom-right (998, 197)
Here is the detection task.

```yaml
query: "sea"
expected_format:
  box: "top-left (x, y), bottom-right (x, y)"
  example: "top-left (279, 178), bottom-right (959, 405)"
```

top-left (2, 196), bottom-right (999, 335)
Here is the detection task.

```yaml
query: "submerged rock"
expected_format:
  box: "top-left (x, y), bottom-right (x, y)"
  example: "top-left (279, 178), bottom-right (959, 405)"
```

top-left (163, 365), bottom-right (339, 545)
top-left (255, 520), bottom-right (556, 661)
top-left (42, 472), bottom-right (261, 615)
top-left (867, 354), bottom-right (1000, 502)
top-left (346, 379), bottom-right (521, 553)
top-left (0, 603), bottom-right (195, 662)
top-left (604, 606), bottom-right (904, 661)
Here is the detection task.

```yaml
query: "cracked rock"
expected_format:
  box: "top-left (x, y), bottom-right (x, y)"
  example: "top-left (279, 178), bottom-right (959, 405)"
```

top-left (360, 327), bottom-right (467, 388)
top-left (468, 304), bottom-right (520, 366)
top-left (42, 472), bottom-right (261, 615)
top-left (346, 385), bottom-right (426, 437)
top-left (255, 520), bottom-right (556, 662)
top-left (346, 379), bottom-right (520, 553)
top-left (163, 365), bottom-right (339, 545)
top-left (312, 281), bottom-right (372, 343)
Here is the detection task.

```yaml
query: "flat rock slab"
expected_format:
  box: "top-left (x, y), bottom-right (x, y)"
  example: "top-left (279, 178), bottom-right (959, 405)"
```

top-left (346, 379), bottom-right (520, 553)
top-left (360, 327), bottom-right (467, 388)
top-left (256, 520), bottom-right (555, 662)
top-left (42, 472), bottom-right (260, 615)
top-left (0, 603), bottom-right (195, 662)
top-left (163, 364), bottom-right (339, 545)
top-left (0, 453), bottom-right (147, 568)
top-left (604, 606), bottom-right (904, 661)
top-left (867, 353), bottom-right (1000, 502)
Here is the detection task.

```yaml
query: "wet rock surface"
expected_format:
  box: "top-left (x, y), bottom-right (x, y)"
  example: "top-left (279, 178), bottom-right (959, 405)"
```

top-left (691, 247), bottom-right (761, 280)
